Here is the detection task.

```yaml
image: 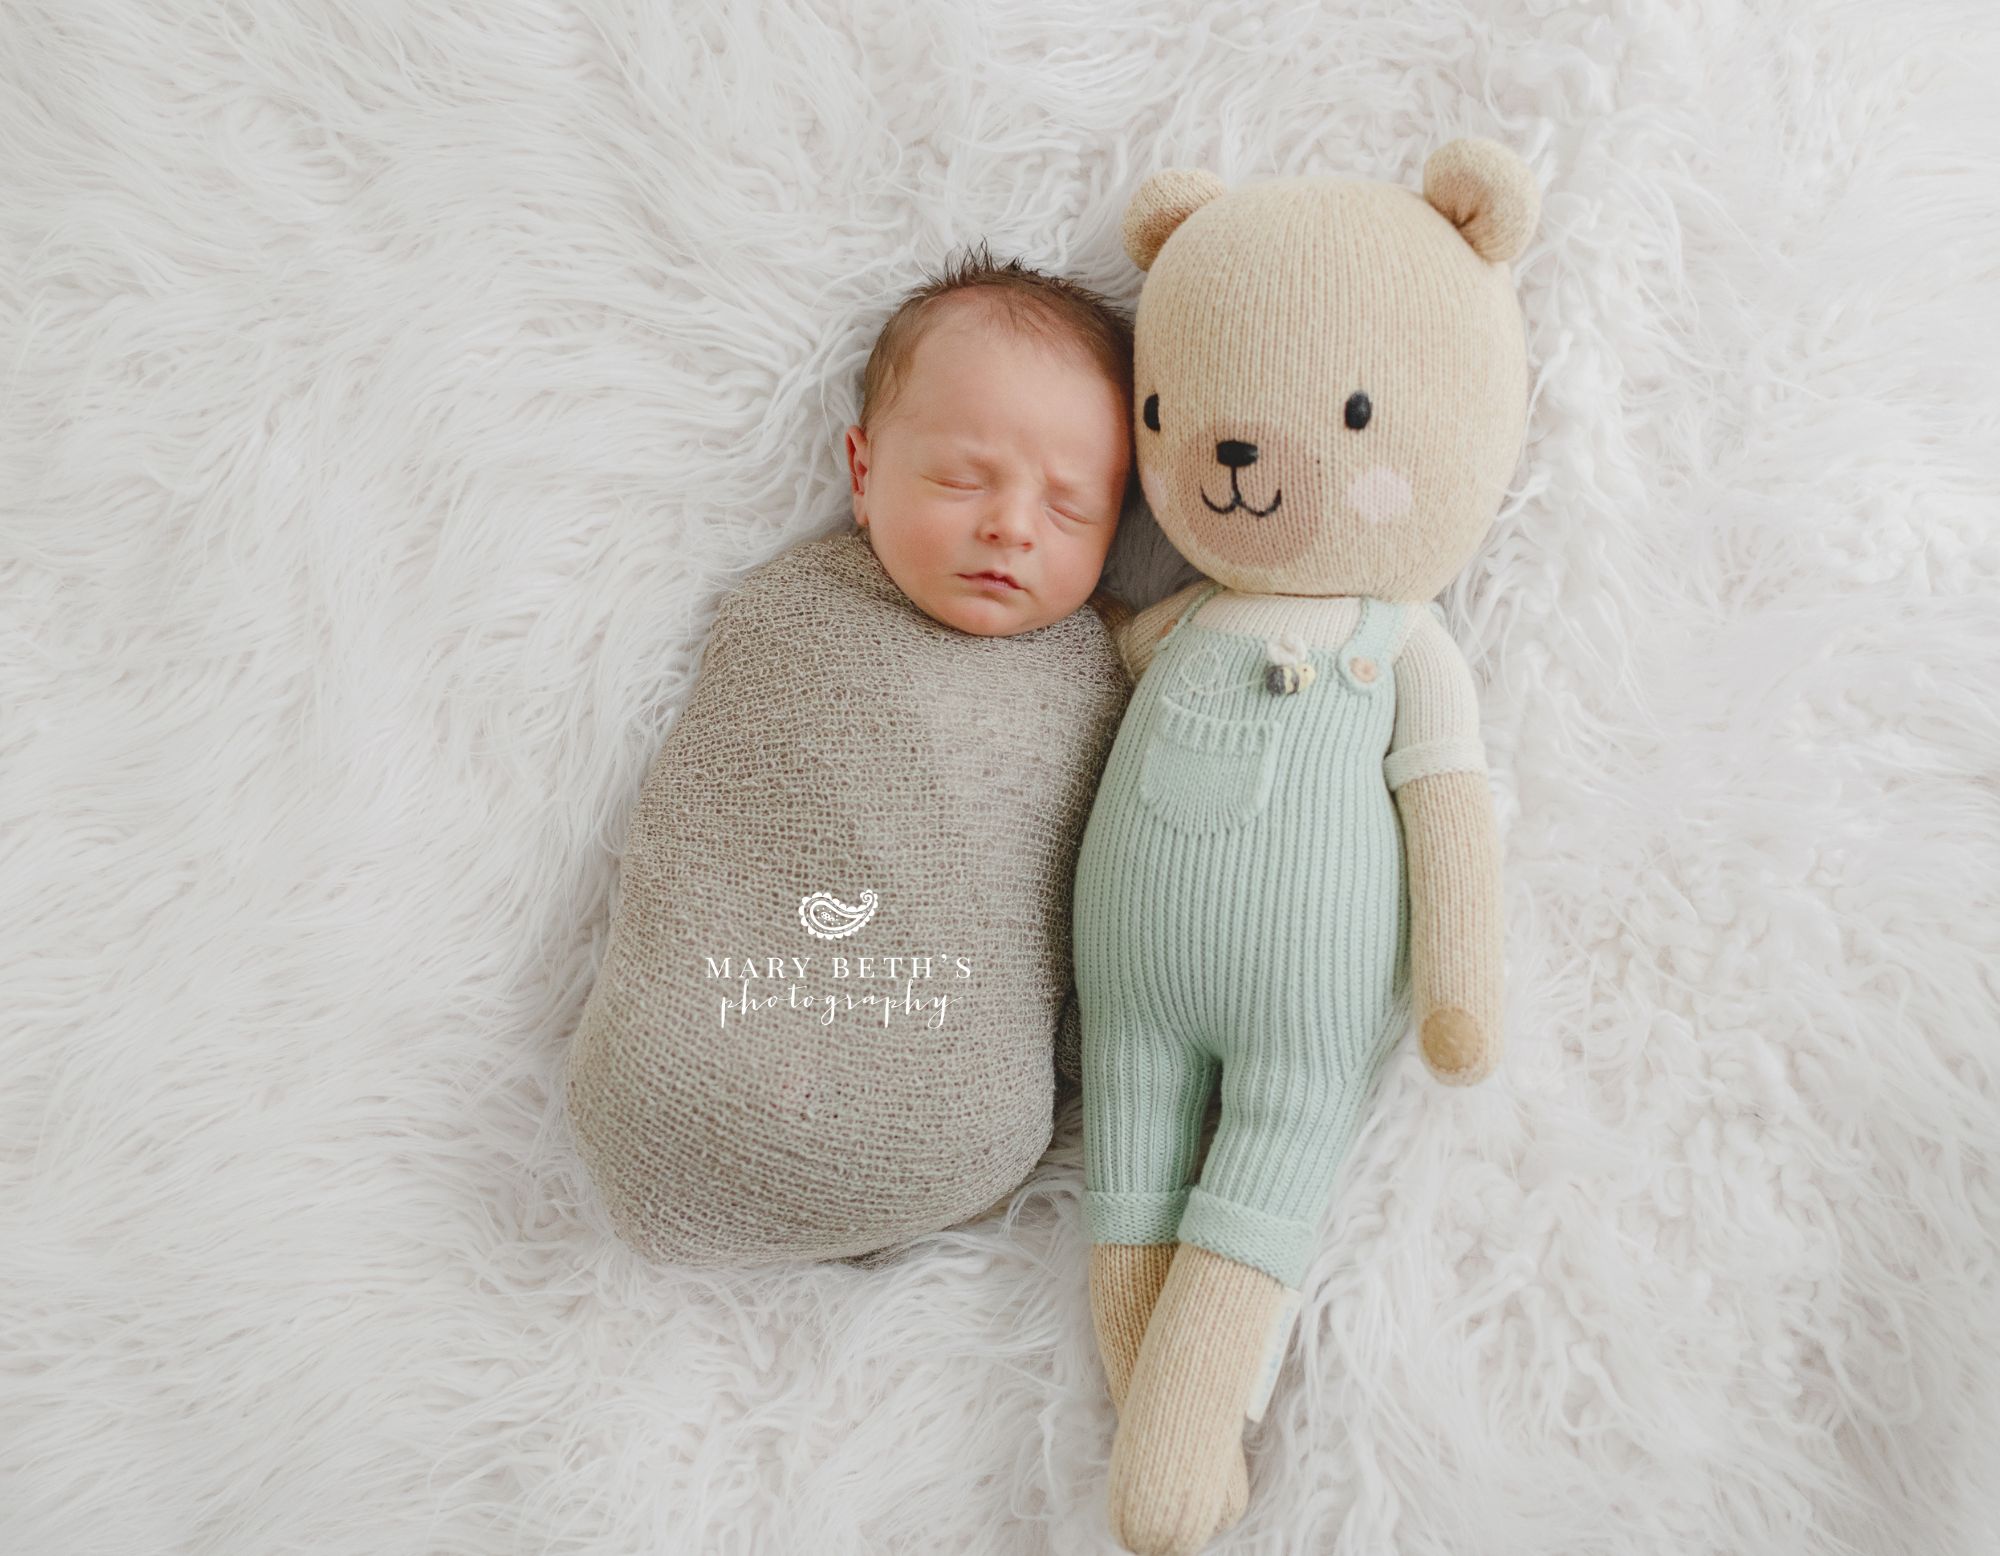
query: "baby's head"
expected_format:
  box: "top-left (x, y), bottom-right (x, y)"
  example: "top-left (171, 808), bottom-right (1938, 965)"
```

top-left (842, 244), bottom-right (1135, 637)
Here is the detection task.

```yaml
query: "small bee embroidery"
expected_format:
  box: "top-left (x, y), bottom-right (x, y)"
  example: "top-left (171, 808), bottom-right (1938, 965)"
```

top-left (1263, 633), bottom-right (1317, 696)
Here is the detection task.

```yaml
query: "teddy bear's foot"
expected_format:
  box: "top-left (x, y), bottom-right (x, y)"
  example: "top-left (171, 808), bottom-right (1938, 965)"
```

top-left (1108, 1418), bottom-right (1250, 1553)
top-left (1108, 1433), bottom-right (1244, 1556)
top-left (1102, 1243), bottom-right (1287, 1554)
top-left (1106, 1373), bottom-right (1254, 1554)
top-left (1219, 1442), bottom-right (1249, 1532)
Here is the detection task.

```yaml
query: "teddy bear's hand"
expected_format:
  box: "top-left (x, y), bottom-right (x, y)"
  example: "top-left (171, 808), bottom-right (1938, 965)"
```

top-left (1419, 1006), bottom-right (1500, 1087)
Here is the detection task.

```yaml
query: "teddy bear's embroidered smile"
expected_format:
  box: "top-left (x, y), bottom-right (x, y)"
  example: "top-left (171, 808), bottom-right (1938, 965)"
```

top-left (1200, 441), bottom-right (1282, 516)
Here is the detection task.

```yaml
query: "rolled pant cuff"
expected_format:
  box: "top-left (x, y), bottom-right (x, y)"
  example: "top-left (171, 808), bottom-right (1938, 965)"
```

top-left (1175, 1186), bottom-right (1315, 1289)
top-left (1084, 1187), bottom-right (1188, 1246)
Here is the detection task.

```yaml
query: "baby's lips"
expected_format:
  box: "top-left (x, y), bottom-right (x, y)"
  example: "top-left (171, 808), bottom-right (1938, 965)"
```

top-left (961, 569), bottom-right (1026, 592)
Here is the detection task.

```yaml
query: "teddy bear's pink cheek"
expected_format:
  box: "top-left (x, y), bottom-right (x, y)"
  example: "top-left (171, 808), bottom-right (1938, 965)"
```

top-left (1347, 466), bottom-right (1413, 525)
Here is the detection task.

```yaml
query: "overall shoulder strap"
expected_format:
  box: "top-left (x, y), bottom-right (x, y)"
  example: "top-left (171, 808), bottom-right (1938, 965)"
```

top-left (1168, 579), bottom-right (1226, 635)
top-left (1335, 597), bottom-right (1408, 692)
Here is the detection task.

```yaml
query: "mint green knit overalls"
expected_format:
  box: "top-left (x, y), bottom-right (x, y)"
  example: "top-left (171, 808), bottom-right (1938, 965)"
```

top-left (1074, 583), bottom-right (1417, 1290)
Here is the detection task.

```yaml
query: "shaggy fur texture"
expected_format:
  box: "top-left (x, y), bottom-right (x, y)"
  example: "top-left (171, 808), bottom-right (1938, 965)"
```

top-left (4, 2), bottom-right (1997, 1553)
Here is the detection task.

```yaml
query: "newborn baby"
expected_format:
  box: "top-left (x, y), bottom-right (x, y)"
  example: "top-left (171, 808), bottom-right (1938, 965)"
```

top-left (566, 252), bottom-right (1136, 1268)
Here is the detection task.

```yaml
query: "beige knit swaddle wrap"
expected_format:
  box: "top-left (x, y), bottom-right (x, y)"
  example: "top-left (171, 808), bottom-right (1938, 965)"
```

top-left (565, 526), bottom-right (1130, 1267)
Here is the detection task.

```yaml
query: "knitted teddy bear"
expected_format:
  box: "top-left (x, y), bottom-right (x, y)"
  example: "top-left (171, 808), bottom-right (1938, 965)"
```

top-left (1071, 138), bottom-right (1538, 1553)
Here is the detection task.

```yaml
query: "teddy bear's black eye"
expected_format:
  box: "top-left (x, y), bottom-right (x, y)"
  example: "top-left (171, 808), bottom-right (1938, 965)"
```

top-left (1345, 391), bottom-right (1372, 431)
top-left (1143, 393), bottom-right (1160, 432)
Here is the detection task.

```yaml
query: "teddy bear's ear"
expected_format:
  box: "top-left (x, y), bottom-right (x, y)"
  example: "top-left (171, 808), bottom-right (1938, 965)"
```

top-left (1422, 138), bottom-right (1540, 266)
top-left (1122, 169), bottom-right (1228, 272)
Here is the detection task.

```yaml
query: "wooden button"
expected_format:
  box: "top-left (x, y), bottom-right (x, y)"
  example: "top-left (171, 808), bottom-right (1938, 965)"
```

top-left (1350, 655), bottom-right (1378, 682)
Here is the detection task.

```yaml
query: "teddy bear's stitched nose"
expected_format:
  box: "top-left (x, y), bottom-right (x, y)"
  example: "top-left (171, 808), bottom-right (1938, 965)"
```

top-left (1215, 440), bottom-right (1259, 468)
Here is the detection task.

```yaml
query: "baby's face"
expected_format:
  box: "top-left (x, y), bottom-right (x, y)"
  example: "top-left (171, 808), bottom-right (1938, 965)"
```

top-left (843, 301), bottom-right (1129, 636)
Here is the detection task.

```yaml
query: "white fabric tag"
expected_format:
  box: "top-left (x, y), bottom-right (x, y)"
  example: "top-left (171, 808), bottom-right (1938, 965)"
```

top-left (1244, 1287), bottom-right (1302, 1424)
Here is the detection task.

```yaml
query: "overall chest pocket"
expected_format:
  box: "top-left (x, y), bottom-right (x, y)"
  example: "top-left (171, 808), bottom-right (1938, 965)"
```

top-left (1137, 696), bottom-right (1282, 834)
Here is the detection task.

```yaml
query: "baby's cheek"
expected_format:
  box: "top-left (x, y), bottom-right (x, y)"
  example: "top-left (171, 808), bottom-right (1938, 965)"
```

top-left (1347, 465), bottom-right (1413, 525)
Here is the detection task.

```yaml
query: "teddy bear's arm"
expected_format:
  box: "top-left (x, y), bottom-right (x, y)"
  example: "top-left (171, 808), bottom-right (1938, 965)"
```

top-left (1395, 771), bottom-right (1503, 1085)
top-left (1113, 580), bottom-right (1213, 681)
top-left (1387, 613), bottom-right (1503, 1085)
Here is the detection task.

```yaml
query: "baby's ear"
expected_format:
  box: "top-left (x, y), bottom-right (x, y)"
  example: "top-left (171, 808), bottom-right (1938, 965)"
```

top-left (1422, 137), bottom-right (1540, 266)
top-left (1122, 169), bottom-right (1227, 272)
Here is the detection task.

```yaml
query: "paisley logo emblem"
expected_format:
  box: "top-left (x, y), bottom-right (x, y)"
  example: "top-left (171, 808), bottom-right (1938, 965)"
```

top-left (798, 888), bottom-right (879, 941)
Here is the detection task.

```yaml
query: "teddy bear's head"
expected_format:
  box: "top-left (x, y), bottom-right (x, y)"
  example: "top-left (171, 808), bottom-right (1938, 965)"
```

top-left (1123, 138), bottom-right (1539, 602)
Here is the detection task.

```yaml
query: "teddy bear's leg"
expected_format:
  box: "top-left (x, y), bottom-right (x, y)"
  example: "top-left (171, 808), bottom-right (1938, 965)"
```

top-left (1080, 1001), bottom-right (1217, 1392)
top-left (1105, 1241), bottom-right (1288, 1555)
top-left (1093, 1239), bottom-right (1253, 1539)
top-left (1107, 1013), bottom-right (1403, 1555)
top-left (1089, 1241), bottom-right (1176, 1412)
top-left (1090, 1130), bottom-right (1251, 1523)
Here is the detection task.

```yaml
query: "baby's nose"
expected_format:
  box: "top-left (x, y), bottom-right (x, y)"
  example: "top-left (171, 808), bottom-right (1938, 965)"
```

top-left (1215, 439), bottom-right (1259, 468)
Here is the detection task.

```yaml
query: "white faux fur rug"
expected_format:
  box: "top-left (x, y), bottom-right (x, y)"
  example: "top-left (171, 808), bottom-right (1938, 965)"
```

top-left (5, 2), bottom-right (1998, 1552)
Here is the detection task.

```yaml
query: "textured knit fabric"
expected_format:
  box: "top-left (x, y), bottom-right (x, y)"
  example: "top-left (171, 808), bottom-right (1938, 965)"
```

top-left (1075, 580), bottom-right (1482, 1289)
top-left (1146, 588), bottom-right (1490, 796)
top-left (565, 525), bottom-right (1129, 1267)
top-left (1121, 146), bottom-right (1536, 606)
top-left (1089, 1241), bottom-right (1178, 1412)
top-left (1105, 1243), bottom-right (1289, 1553)
top-left (1048, 596), bottom-right (1488, 1088)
